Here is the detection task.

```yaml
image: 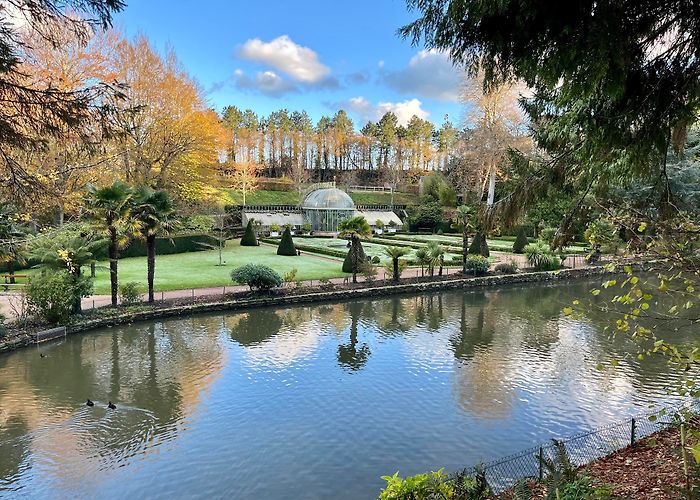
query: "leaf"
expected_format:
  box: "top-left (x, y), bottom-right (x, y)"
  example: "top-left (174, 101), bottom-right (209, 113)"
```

top-left (563, 307), bottom-right (573, 316)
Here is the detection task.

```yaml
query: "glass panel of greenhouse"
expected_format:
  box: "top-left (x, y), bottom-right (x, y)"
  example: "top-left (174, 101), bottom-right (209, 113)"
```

top-left (302, 188), bottom-right (356, 232)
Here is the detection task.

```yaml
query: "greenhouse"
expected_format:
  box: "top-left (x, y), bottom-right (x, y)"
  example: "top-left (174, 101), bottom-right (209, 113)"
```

top-left (301, 187), bottom-right (357, 232)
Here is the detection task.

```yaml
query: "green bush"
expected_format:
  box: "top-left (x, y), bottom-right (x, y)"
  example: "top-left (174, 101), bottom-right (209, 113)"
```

top-left (26, 270), bottom-right (92, 324)
top-left (277, 226), bottom-right (297, 256)
top-left (301, 222), bottom-right (312, 234)
top-left (119, 233), bottom-right (219, 259)
top-left (494, 260), bottom-right (519, 274)
top-left (469, 233), bottom-right (489, 256)
top-left (342, 242), bottom-right (366, 273)
top-left (0, 312), bottom-right (6, 339)
top-left (524, 241), bottom-right (561, 270)
top-left (468, 233), bottom-right (481, 254)
top-left (512, 227), bottom-right (529, 253)
top-left (240, 220), bottom-right (258, 246)
top-left (466, 255), bottom-right (490, 275)
top-left (379, 469), bottom-right (455, 500)
top-left (283, 268), bottom-right (298, 283)
top-left (371, 255), bottom-right (381, 264)
top-left (584, 217), bottom-right (620, 253)
top-left (230, 264), bottom-right (282, 291)
top-left (269, 223), bottom-right (281, 233)
top-left (540, 227), bottom-right (558, 244)
top-left (119, 282), bottom-right (142, 305)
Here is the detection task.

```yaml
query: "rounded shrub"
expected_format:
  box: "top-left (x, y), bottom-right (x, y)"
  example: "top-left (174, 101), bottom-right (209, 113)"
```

top-left (524, 241), bottom-right (561, 270)
top-left (119, 281), bottom-right (142, 305)
top-left (230, 264), bottom-right (283, 291)
top-left (371, 255), bottom-right (380, 264)
top-left (512, 227), bottom-right (529, 253)
top-left (276, 226), bottom-right (297, 256)
top-left (466, 255), bottom-right (490, 275)
top-left (26, 270), bottom-right (93, 324)
top-left (494, 260), bottom-right (519, 274)
top-left (240, 220), bottom-right (258, 246)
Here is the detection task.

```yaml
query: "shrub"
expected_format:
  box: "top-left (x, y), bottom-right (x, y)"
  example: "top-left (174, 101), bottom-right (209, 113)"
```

top-left (371, 255), bottom-right (381, 264)
top-left (342, 242), bottom-right (366, 273)
top-left (269, 223), bottom-right (281, 233)
top-left (494, 260), bottom-right (519, 274)
top-left (230, 264), bottom-right (282, 291)
top-left (283, 268), bottom-right (298, 283)
top-left (466, 255), bottom-right (490, 275)
top-left (182, 214), bottom-right (215, 233)
top-left (26, 270), bottom-right (92, 324)
top-left (584, 217), bottom-right (620, 253)
top-left (0, 312), bottom-right (6, 339)
top-left (240, 220), bottom-right (258, 246)
top-left (540, 226), bottom-right (558, 244)
top-left (468, 233), bottom-right (482, 254)
top-left (469, 233), bottom-right (490, 256)
top-left (375, 219), bottom-right (384, 229)
top-left (379, 469), bottom-right (454, 500)
top-left (276, 226), bottom-right (297, 256)
top-left (524, 241), bottom-right (561, 270)
top-left (360, 263), bottom-right (378, 283)
top-left (318, 277), bottom-right (334, 290)
top-left (512, 227), bottom-right (529, 253)
top-left (301, 222), bottom-right (312, 234)
top-left (120, 233), bottom-right (219, 259)
top-left (119, 282), bottom-right (142, 305)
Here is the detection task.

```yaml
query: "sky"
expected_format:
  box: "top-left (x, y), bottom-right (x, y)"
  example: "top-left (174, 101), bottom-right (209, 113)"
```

top-left (113, 0), bottom-right (464, 129)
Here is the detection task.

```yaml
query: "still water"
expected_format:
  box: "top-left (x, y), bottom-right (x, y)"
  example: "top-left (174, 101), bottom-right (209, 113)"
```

top-left (0, 280), bottom-right (695, 499)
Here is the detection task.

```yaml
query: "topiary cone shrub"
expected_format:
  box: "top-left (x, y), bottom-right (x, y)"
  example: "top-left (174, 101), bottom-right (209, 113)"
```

top-left (342, 241), bottom-right (366, 273)
top-left (468, 232), bottom-right (482, 254)
top-left (240, 220), bottom-right (258, 246)
top-left (512, 227), bottom-right (529, 254)
top-left (277, 226), bottom-right (297, 256)
top-left (479, 233), bottom-right (490, 257)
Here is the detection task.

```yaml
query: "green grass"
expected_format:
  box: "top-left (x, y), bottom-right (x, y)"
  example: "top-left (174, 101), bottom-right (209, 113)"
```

top-left (381, 233), bottom-right (590, 254)
top-left (25, 240), bottom-right (347, 294)
top-left (220, 189), bottom-right (420, 207)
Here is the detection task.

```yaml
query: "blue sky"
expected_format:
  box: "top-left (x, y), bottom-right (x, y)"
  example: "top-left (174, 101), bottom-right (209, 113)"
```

top-left (113, 0), bottom-right (464, 129)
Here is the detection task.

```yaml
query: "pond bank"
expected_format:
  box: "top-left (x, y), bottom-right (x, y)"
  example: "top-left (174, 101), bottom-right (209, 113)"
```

top-left (0, 263), bottom-right (640, 355)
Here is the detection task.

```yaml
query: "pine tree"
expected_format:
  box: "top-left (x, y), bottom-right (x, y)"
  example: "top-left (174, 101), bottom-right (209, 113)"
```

top-left (277, 226), bottom-right (296, 256)
top-left (513, 227), bottom-right (529, 254)
top-left (240, 220), bottom-right (258, 246)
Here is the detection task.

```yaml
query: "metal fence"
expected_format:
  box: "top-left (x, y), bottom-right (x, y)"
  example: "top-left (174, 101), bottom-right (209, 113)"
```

top-left (476, 400), bottom-right (696, 493)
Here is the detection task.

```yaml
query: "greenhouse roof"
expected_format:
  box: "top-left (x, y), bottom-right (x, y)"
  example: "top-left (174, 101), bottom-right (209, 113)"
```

top-left (302, 188), bottom-right (355, 210)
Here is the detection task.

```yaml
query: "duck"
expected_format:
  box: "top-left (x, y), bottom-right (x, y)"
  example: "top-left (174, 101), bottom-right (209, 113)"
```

top-left (107, 401), bottom-right (116, 410)
top-left (86, 399), bottom-right (94, 407)
top-left (39, 353), bottom-right (46, 358)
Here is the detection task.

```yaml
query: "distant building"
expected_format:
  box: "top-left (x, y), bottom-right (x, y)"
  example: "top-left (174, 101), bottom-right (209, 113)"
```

top-left (241, 186), bottom-right (403, 234)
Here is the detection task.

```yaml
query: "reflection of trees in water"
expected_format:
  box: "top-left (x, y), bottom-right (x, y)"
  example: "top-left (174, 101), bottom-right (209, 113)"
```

top-left (229, 311), bottom-right (284, 346)
top-left (376, 297), bottom-right (415, 336)
top-left (0, 317), bottom-right (225, 488)
top-left (337, 301), bottom-right (371, 372)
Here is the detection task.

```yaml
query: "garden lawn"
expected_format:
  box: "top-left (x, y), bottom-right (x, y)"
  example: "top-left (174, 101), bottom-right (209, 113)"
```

top-left (26, 240), bottom-right (346, 294)
top-left (220, 189), bottom-right (419, 207)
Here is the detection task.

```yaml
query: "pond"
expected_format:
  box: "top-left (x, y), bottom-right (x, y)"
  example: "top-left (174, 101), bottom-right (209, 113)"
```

top-left (0, 279), bottom-right (695, 499)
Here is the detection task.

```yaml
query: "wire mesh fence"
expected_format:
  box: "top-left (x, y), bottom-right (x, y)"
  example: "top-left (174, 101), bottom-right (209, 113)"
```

top-left (476, 400), bottom-right (698, 493)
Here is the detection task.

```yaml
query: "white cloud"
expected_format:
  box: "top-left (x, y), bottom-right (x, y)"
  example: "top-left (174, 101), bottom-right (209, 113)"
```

top-left (385, 49), bottom-right (462, 102)
top-left (345, 96), bottom-right (429, 126)
top-left (237, 35), bottom-right (331, 83)
top-left (234, 70), bottom-right (297, 97)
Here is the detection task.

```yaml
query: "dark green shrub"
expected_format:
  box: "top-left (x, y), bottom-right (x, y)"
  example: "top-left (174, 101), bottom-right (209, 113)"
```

top-left (524, 241), bottom-right (560, 270)
top-left (494, 260), bottom-right (519, 274)
top-left (26, 270), bottom-right (92, 324)
top-left (119, 233), bottom-right (220, 259)
top-left (0, 312), bottom-right (6, 339)
top-left (540, 227), bottom-right (558, 244)
top-left (371, 255), bottom-right (380, 264)
top-left (342, 242), bottom-right (366, 273)
top-left (240, 220), bottom-right (258, 246)
top-left (468, 233), bottom-right (482, 254)
top-left (466, 255), bottom-right (490, 275)
top-left (230, 264), bottom-right (282, 291)
top-left (276, 226), bottom-right (297, 256)
top-left (512, 227), bottom-right (529, 253)
top-left (119, 282), bottom-right (142, 305)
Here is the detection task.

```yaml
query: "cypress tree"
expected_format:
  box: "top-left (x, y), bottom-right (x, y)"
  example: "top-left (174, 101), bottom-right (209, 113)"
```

top-left (468, 232), bottom-right (481, 254)
top-left (342, 242), bottom-right (366, 273)
top-left (240, 220), bottom-right (258, 246)
top-left (277, 226), bottom-right (297, 256)
top-left (512, 227), bottom-right (529, 254)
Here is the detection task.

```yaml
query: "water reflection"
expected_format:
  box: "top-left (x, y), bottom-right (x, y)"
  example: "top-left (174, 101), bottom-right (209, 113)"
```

top-left (0, 280), bottom-right (697, 499)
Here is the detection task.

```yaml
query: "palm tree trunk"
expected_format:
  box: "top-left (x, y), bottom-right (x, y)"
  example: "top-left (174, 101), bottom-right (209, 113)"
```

top-left (7, 260), bottom-right (15, 284)
top-left (351, 234), bottom-right (359, 283)
top-left (392, 258), bottom-right (399, 281)
top-left (109, 223), bottom-right (118, 307)
top-left (462, 228), bottom-right (469, 273)
top-left (147, 234), bottom-right (156, 303)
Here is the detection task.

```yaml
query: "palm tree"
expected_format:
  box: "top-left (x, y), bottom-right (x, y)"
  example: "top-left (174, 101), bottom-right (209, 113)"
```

top-left (383, 246), bottom-right (410, 281)
top-left (427, 241), bottom-right (445, 276)
top-left (415, 248), bottom-right (429, 277)
top-left (30, 226), bottom-right (104, 313)
top-left (453, 205), bottom-right (475, 273)
top-left (338, 215), bottom-right (372, 283)
top-left (131, 187), bottom-right (176, 303)
top-left (84, 181), bottom-right (133, 306)
top-left (0, 203), bottom-right (28, 285)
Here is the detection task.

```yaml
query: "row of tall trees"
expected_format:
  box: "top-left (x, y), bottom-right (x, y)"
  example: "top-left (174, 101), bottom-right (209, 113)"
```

top-left (220, 106), bottom-right (461, 185)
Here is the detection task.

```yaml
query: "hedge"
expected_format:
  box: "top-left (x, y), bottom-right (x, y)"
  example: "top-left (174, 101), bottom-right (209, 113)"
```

top-left (120, 234), bottom-right (220, 258)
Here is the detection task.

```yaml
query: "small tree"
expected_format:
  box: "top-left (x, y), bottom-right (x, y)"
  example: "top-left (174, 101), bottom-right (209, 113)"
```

top-left (453, 205), bottom-right (475, 273)
top-left (277, 226), bottom-right (297, 256)
top-left (415, 248), bottom-right (430, 277)
top-left (230, 264), bottom-right (282, 291)
top-left (342, 242), bottom-right (367, 273)
top-left (240, 220), bottom-right (258, 246)
top-left (384, 246), bottom-right (410, 281)
top-left (512, 227), bottom-right (529, 253)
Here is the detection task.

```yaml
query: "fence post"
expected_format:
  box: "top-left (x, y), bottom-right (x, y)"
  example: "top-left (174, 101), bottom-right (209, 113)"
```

top-left (223, 286), bottom-right (226, 295)
top-left (192, 289), bottom-right (195, 298)
top-left (630, 418), bottom-right (636, 447)
top-left (538, 446), bottom-right (543, 481)
top-left (161, 291), bottom-right (164, 301)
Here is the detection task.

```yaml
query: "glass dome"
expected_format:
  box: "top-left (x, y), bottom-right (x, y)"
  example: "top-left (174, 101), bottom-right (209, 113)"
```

top-left (302, 188), bottom-right (355, 210)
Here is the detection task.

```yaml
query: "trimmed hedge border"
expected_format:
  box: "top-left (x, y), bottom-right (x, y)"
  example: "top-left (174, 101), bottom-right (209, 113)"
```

top-left (0, 263), bottom-right (644, 355)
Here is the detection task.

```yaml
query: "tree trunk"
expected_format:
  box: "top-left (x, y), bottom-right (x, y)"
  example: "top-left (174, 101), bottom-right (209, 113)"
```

top-left (147, 234), bottom-right (156, 303)
top-left (462, 228), bottom-right (469, 273)
top-left (108, 223), bottom-right (118, 307)
top-left (487, 167), bottom-right (496, 206)
top-left (7, 260), bottom-right (15, 284)
top-left (392, 258), bottom-right (399, 281)
top-left (72, 268), bottom-right (82, 314)
top-left (351, 234), bottom-right (359, 283)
